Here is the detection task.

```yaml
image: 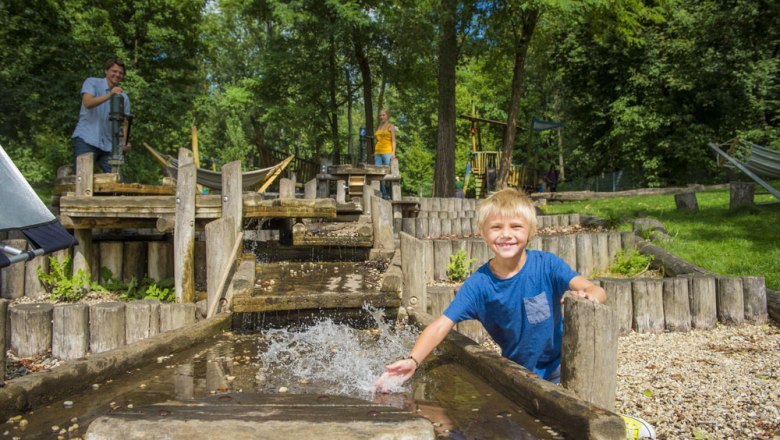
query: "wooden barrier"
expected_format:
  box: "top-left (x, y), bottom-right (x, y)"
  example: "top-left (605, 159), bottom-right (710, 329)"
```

top-left (716, 276), bottom-right (744, 325)
top-left (174, 148), bottom-right (196, 303)
top-left (631, 279), bottom-right (664, 333)
top-left (148, 241), bottom-right (173, 280)
top-left (52, 303), bottom-right (89, 360)
top-left (90, 302), bottom-right (126, 353)
top-left (1, 239), bottom-right (27, 299)
top-left (600, 278), bottom-right (633, 336)
top-left (687, 275), bottom-right (717, 329)
top-left (99, 241), bottom-right (123, 281)
top-left (662, 277), bottom-right (691, 332)
top-left (10, 304), bottom-right (53, 357)
top-left (0, 300), bottom-right (7, 373)
top-left (126, 300), bottom-right (161, 344)
top-left (160, 303), bottom-right (196, 332)
top-left (122, 241), bottom-right (147, 282)
top-left (400, 233), bottom-right (427, 313)
top-left (561, 295), bottom-right (618, 411)
top-left (741, 276), bottom-right (768, 323)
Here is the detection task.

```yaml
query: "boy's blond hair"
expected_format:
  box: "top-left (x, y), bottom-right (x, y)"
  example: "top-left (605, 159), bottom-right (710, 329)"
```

top-left (476, 188), bottom-right (538, 238)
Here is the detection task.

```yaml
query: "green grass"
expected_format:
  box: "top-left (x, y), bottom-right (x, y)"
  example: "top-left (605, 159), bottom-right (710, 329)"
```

top-left (541, 189), bottom-right (780, 291)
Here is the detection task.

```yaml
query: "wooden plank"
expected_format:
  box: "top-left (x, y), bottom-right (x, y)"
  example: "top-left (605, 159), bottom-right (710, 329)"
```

top-left (232, 290), bottom-right (400, 313)
top-left (206, 219), bottom-right (239, 317)
top-left (174, 149), bottom-right (196, 303)
top-left (222, 161), bottom-right (243, 235)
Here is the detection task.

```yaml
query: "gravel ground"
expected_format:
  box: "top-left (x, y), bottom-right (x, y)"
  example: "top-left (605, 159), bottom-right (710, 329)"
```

top-left (616, 322), bottom-right (780, 440)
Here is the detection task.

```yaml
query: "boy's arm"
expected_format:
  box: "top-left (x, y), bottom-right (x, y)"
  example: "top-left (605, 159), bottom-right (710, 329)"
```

top-left (374, 314), bottom-right (455, 393)
top-left (568, 275), bottom-right (607, 304)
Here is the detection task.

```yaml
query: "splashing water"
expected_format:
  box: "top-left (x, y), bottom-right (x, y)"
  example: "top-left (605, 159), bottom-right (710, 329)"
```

top-left (256, 306), bottom-right (419, 400)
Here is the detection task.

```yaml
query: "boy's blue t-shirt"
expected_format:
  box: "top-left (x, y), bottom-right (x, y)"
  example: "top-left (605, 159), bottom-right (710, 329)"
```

top-left (443, 250), bottom-right (579, 380)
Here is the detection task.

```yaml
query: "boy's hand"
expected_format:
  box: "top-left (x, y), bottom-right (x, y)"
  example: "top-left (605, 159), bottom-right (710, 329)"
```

top-left (563, 290), bottom-right (598, 303)
top-left (372, 358), bottom-right (417, 394)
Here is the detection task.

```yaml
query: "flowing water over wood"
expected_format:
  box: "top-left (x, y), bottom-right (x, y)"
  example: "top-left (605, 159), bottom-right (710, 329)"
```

top-left (8, 262), bottom-right (563, 439)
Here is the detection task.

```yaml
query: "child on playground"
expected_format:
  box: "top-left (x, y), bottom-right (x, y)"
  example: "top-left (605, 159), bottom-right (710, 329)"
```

top-left (374, 187), bottom-right (606, 390)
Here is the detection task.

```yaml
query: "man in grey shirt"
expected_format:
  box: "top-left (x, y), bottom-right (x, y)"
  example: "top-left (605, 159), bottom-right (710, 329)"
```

top-left (71, 58), bottom-right (131, 173)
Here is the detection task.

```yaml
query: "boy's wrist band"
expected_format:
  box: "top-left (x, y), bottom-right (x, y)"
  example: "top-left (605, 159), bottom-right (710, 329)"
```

top-left (408, 356), bottom-right (419, 368)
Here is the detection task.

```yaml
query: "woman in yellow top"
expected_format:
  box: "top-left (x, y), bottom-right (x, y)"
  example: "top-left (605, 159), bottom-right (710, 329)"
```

top-left (374, 109), bottom-right (397, 199)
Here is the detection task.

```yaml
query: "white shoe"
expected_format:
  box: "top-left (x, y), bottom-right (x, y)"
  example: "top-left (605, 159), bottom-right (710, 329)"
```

top-left (622, 414), bottom-right (656, 439)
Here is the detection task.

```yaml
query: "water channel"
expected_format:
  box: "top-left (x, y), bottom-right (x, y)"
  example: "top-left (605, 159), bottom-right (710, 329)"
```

top-left (9, 261), bottom-right (563, 440)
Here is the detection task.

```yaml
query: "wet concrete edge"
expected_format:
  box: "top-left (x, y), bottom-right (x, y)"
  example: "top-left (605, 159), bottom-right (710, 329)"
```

top-left (411, 311), bottom-right (626, 440)
top-left (0, 314), bottom-right (231, 418)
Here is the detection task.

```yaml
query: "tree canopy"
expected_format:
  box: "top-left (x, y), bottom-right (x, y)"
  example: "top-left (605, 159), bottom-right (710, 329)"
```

top-left (1, 0), bottom-right (777, 194)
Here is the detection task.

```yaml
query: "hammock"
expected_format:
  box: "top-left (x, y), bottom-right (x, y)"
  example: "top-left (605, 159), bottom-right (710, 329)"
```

top-left (723, 139), bottom-right (780, 180)
top-left (143, 143), bottom-right (293, 192)
top-left (1, 144), bottom-right (76, 268)
top-left (709, 140), bottom-right (780, 201)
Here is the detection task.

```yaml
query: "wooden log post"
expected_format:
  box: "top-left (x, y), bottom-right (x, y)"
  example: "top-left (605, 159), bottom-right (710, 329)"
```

top-left (601, 278), bottom-right (634, 336)
top-left (222, 161), bottom-right (243, 235)
top-left (73, 153), bottom-right (94, 280)
top-left (174, 149), bottom-right (196, 303)
top-left (122, 241), bottom-right (147, 282)
top-left (460, 217), bottom-right (471, 235)
top-left (631, 279), bottom-right (665, 333)
top-left (0, 299), bottom-right (7, 374)
top-left (400, 232), bottom-right (427, 314)
top-left (542, 235), bottom-right (560, 256)
top-left (427, 218), bottom-right (441, 239)
top-left (160, 303), bottom-right (196, 332)
top-left (147, 241), bottom-right (173, 281)
top-left (279, 178), bottom-right (296, 198)
top-left (686, 275), bottom-right (717, 329)
top-left (440, 216), bottom-right (451, 237)
top-left (620, 231), bottom-right (638, 250)
top-left (90, 302), bottom-right (126, 353)
top-left (401, 218), bottom-right (415, 237)
top-left (741, 276), bottom-right (768, 324)
top-left (729, 182), bottom-right (754, 210)
top-left (674, 192), bottom-right (699, 211)
top-left (662, 277), bottom-right (691, 332)
top-left (24, 252), bottom-right (48, 299)
top-left (52, 303), bottom-right (89, 360)
top-left (304, 178), bottom-right (317, 199)
top-left (606, 232), bottom-right (622, 266)
top-left (371, 196), bottom-right (395, 252)
top-left (561, 295), bottom-right (618, 411)
top-left (433, 240), bottom-right (453, 282)
top-left (206, 218), bottom-right (238, 317)
top-left (469, 240), bottom-right (490, 270)
top-left (336, 179), bottom-right (346, 203)
top-left (716, 276), bottom-right (744, 325)
top-left (415, 217), bottom-right (429, 239)
top-left (423, 240), bottom-right (435, 284)
top-left (126, 300), bottom-right (161, 344)
top-left (10, 303), bottom-right (54, 357)
top-left (1, 239), bottom-right (27, 299)
top-left (99, 241), bottom-right (123, 282)
top-left (592, 233), bottom-right (609, 274)
top-left (575, 233), bottom-right (594, 277)
top-left (390, 158), bottom-right (402, 201)
top-left (528, 236), bottom-right (541, 251)
top-left (557, 234), bottom-right (577, 270)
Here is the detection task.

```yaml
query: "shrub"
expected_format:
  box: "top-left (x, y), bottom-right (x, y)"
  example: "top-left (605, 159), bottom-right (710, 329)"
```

top-left (448, 249), bottom-right (476, 282)
top-left (609, 249), bottom-right (654, 277)
top-left (37, 256), bottom-right (106, 302)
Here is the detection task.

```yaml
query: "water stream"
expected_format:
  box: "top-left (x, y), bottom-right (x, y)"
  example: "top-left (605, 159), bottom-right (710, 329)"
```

top-left (7, 261), bottom-right (563, 439)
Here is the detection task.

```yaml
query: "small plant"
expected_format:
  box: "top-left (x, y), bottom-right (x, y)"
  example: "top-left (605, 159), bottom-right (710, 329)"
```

top-left (37, 256), bottom-right (106, 302)
top-left (143, 283), bottom-right (175, 302)
top-left (448, 249), bottom-right (476, 282)
top-left (609, 249), bottom-right (654, 277)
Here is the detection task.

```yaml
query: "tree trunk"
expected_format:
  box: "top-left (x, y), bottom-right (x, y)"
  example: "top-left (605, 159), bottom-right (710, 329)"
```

top-left (354, 36), bottom-right (373, 160)
top-left (434, 0), bottom-right (458, 197)
top-left (497, 8), bottom-right (540, 190)
top-left (328, 35), bottom-right (339, 163)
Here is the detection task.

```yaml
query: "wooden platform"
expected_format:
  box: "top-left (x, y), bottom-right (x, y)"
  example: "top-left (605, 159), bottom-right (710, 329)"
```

top-left (232, 290), bottom-right (401, 313)
top-left (59, 195), bottom-right (337, 229)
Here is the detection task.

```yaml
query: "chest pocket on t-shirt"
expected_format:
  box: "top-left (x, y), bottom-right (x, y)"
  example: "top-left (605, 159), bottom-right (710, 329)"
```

top-left (524, 293), bottom-right (551, 325)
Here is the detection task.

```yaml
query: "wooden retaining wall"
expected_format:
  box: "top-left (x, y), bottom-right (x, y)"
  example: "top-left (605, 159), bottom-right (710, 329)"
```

top-left (395, 212), bottom-right (579, 240)
top-left (3, 301), bottom-right (196, 360)
top-left (0, 238), bottom-right (175, 300)
top-left (422, 231), bottom-right (629, 282)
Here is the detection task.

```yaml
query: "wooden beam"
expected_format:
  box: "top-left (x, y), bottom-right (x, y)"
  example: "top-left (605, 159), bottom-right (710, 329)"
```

top-left (174, 149), bottom-right (196, 303)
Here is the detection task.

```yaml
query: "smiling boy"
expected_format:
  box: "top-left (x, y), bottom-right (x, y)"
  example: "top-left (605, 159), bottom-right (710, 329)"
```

top-left (375, 188), bottom-right (605, 390)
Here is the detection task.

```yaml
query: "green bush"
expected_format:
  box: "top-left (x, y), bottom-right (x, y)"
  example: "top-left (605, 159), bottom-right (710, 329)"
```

top-left (448, 249), bottom-right (476, 282)
top-left (37, 256), bottom-right (106, 302)
top-left (609, 249), bottom-right (654, 277)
